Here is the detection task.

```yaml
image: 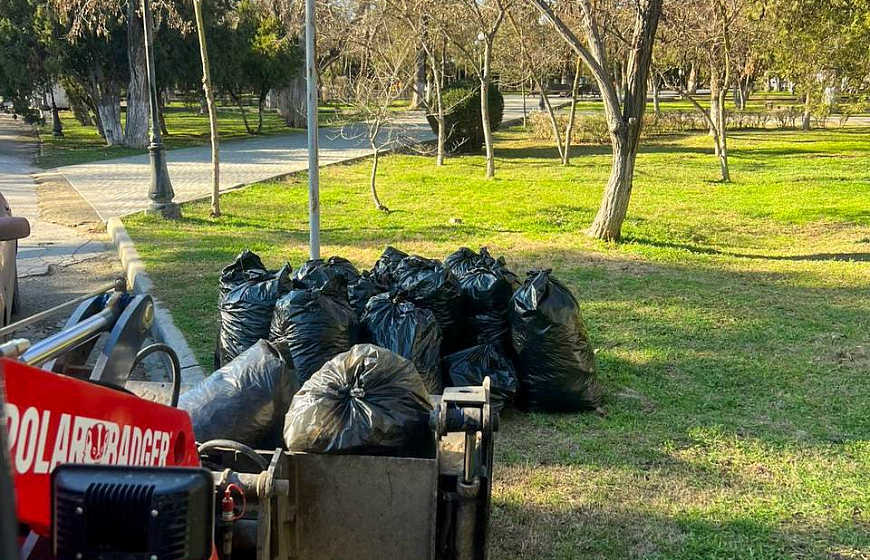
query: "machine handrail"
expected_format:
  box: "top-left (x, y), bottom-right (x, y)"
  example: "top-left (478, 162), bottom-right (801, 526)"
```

top-left (0, 281), bottom-right (117, 339)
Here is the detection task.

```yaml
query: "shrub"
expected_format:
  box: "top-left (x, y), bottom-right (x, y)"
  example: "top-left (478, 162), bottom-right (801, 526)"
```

top-left (427, 83), bottom-right (504, 154)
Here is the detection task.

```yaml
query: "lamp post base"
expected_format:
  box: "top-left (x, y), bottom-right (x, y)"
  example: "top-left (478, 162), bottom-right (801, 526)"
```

top-left (146, 201), bottom-right (181, 219)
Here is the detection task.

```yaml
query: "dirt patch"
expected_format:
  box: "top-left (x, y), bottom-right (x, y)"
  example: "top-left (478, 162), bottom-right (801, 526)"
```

top-left (14, 252), bottom-right (122, 342)
top-left (33, 171), bottom-right (104, 235)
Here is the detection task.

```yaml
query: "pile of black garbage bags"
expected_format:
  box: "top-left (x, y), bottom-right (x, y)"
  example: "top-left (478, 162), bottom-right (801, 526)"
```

top-left (180, 247), bottom-right (601, 457)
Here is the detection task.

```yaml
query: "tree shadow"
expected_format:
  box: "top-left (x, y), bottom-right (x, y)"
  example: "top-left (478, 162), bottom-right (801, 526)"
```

top-left (491, 499), bottom-right (864, 559)
top-left (622, 235), bottom-right (870, 262)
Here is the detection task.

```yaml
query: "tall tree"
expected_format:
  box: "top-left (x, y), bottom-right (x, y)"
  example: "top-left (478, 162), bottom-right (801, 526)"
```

top-left (339, 0), bottom-right (417, 211)
top-left (527, 0), bottom-right (664, 241)
top-left (387, 0), bottom-right (450, 165)
top-left (660, 0), bottom-right (752, 182)
top-left (193, 0), bottom-right (221, 217)
top-left (440, 0), bottom-right (509, 178)
top-left (124, 1), bottom-right (149, 149)
top-left (762, 0), bottom-right (870, 130)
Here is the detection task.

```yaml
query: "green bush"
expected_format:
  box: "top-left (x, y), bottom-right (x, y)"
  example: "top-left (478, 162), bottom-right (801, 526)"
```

top-left (427, 83), bottom-right (504, 154)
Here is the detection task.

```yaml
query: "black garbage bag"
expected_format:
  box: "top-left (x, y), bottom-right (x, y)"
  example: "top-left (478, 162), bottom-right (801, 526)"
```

top-left (270, 278), bottom-right (360, 384)
top-left (509, 270), bottom-right (601, 412)
top-left (215, 250), bottom-right (271, 369)
top-left (218, 264), bottom-right (293, 367)
top-left (218, 250), bottom-right (269, 300)
top-left (371, 246), bottom-right (408, 285)
top-left (445, 247), bottom-right (480, 277)
top-left (477, 247), bottom-right (521, 290)
top-left (460, 267), bottom-right (514, 346)
top-left (394, 256), bottom-right (464, 352)
top-left (347, 271), bottom-right (387, 320)
top-left (362, 293), bottom-right (443, 394)
top-left (293, 257), bottom-right (361, 290)
top-left (443, 343), bottom-right (518, 412)
top-left (283, 344), bottom-right (434, 456)
top-left (180, 340), bottom-right (297, 448)
top-left (446, 247), bottom-right (520, 284)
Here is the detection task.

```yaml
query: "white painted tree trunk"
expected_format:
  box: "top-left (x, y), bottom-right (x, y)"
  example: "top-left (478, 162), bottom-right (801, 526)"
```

top-left (278, 75), bottom-right (307, 128)
top-left (124, 2), bottom-right (150, 149)
top-left (89, 65), bottom-right (123, 146)
top-left (480, 41), bottom-right (496, 179)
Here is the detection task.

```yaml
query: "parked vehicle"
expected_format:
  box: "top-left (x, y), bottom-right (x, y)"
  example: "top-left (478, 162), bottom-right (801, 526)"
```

top-left (0, 192), bottom-right (30, 327)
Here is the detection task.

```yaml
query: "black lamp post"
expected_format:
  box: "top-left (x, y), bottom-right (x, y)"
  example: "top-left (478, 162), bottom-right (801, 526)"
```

top-left (141, 0), bottom-right (180, 219)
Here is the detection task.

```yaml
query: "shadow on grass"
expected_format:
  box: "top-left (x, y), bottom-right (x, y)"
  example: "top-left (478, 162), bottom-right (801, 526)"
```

top-left (491, 499), bottom-right (862, 560)
top-left (622, 235), bottom-right (870, 262)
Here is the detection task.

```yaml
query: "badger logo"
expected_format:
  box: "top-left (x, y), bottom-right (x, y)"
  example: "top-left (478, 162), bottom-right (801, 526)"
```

top-left (87, 423), bottom-right (110, 462)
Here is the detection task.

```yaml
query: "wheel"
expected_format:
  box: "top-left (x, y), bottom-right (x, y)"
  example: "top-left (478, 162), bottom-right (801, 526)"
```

top-left (11, 276), bottom-right (20, 315)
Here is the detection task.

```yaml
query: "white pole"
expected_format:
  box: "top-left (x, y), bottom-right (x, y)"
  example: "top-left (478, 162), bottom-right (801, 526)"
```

top-left (305, 0), bottom-right (320, 259)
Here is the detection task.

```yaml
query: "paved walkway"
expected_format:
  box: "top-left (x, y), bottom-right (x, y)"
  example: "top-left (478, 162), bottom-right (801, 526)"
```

top-left (57, 95), bottom-right (561, 221)
top-left (0, 116), bottom-right (104, 278)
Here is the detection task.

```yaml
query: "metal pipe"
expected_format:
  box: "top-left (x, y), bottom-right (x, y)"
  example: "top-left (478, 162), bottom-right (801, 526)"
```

top-left (454, 479), bottom-right (480, 560)
top-left (19, 308), bottom-right (114, 366)
top-left (211, 471), bottom-right (290, 503)
top-left (0, 282), bottom-right (115, 338)
top-left (305, 0), bottom-right (320, 259)
top-left (463, 432), bottom-right (476, 483)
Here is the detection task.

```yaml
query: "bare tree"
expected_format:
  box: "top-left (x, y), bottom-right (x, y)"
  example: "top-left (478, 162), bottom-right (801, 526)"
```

top-left (388, 1), bottom-right (450, 165)
top-left (338, 1), bottom-right (418, 211)
top-left (661, 0), bottom-right (750, 182)
top-left (505, 5), bottom-right (582, 165)
top-left (440, 0), bottom-right (510, 178)
top-left (527, 0), bottom-right (664, 241)
top-left (193, 0), bottom-right (220, 216)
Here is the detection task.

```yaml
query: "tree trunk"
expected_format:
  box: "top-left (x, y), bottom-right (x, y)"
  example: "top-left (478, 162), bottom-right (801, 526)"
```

top-left (709, 83), bottom-right (719, 151)
top-left (802, 93), bottom-right (812, 130)
top-left (88, 64), bottom-right (123, 146)
top-left (157, 89), bottom-right (169, 136)
top-left (687, 62), bottom-right (698, 94)
top-left (257, 88), bottom-right (266, 134)
top-left (537, 75), bottom-right (565, 160)
top-left (652, 76), bottom-right (662, 117)
top-left (563, 57), bottom-right (582, 165)
top-left (527, 0), bottom-right (663, 242)
top-left (124, 1), bottom-right (150, 149)
top-left (49, 88), bottom-right (63, 137)
top-left (369, 142), bottom-right (387, 211)
top-left (432, 64), bottom-right (445, 166)
top-left (230, 91), bottom-right (253, 134)
top-left (278, 74), bottom-right (307, 128)
top-left (715, 88), bottom-right (730, 182)
top-left (588, 128), bottom-right (638, 241)
top-left (71, 100), bottom-right (93, 126)
top-left (193, 0), bottom-right (221, 217)
top-left (480, 41), bottom-right (496, 178)
top-left (739, 79), bottom-right (752, 108)
top-left (409, 47), bottom-right (426, 109)
top-left (520, 78), bottom-right (527, 127)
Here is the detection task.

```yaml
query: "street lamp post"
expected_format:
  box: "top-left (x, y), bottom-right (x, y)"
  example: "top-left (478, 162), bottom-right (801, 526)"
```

top-left (142, 0), bottom-right (180, 219)
top-left (305, 0), bottom-right (320, 259)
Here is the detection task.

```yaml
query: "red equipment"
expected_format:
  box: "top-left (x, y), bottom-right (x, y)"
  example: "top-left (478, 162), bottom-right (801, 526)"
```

top-left (1, 358), bottom-right (199, 536)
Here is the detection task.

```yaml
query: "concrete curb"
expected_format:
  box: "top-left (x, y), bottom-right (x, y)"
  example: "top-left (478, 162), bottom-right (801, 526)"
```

top-left (107, 217), bottom-right (205, 386)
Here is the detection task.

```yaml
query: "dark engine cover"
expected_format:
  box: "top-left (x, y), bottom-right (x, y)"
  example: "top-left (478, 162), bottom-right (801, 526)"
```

top-left (52, 465), bottom-right (213, 560)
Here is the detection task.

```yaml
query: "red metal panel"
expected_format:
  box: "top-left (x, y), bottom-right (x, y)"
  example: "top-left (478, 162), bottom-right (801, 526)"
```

top-left (0, 358), bottom-right (199, 535)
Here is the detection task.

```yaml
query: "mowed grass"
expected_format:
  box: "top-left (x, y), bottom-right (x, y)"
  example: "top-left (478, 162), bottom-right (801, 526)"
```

top-left (125, 126), bottom-right (870, 559)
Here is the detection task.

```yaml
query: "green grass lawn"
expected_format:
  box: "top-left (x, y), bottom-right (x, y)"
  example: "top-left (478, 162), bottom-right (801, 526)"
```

top-left (35, 103), bottom-right (347, 169)
top-left (124, 126), bottom-right (870, 559)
